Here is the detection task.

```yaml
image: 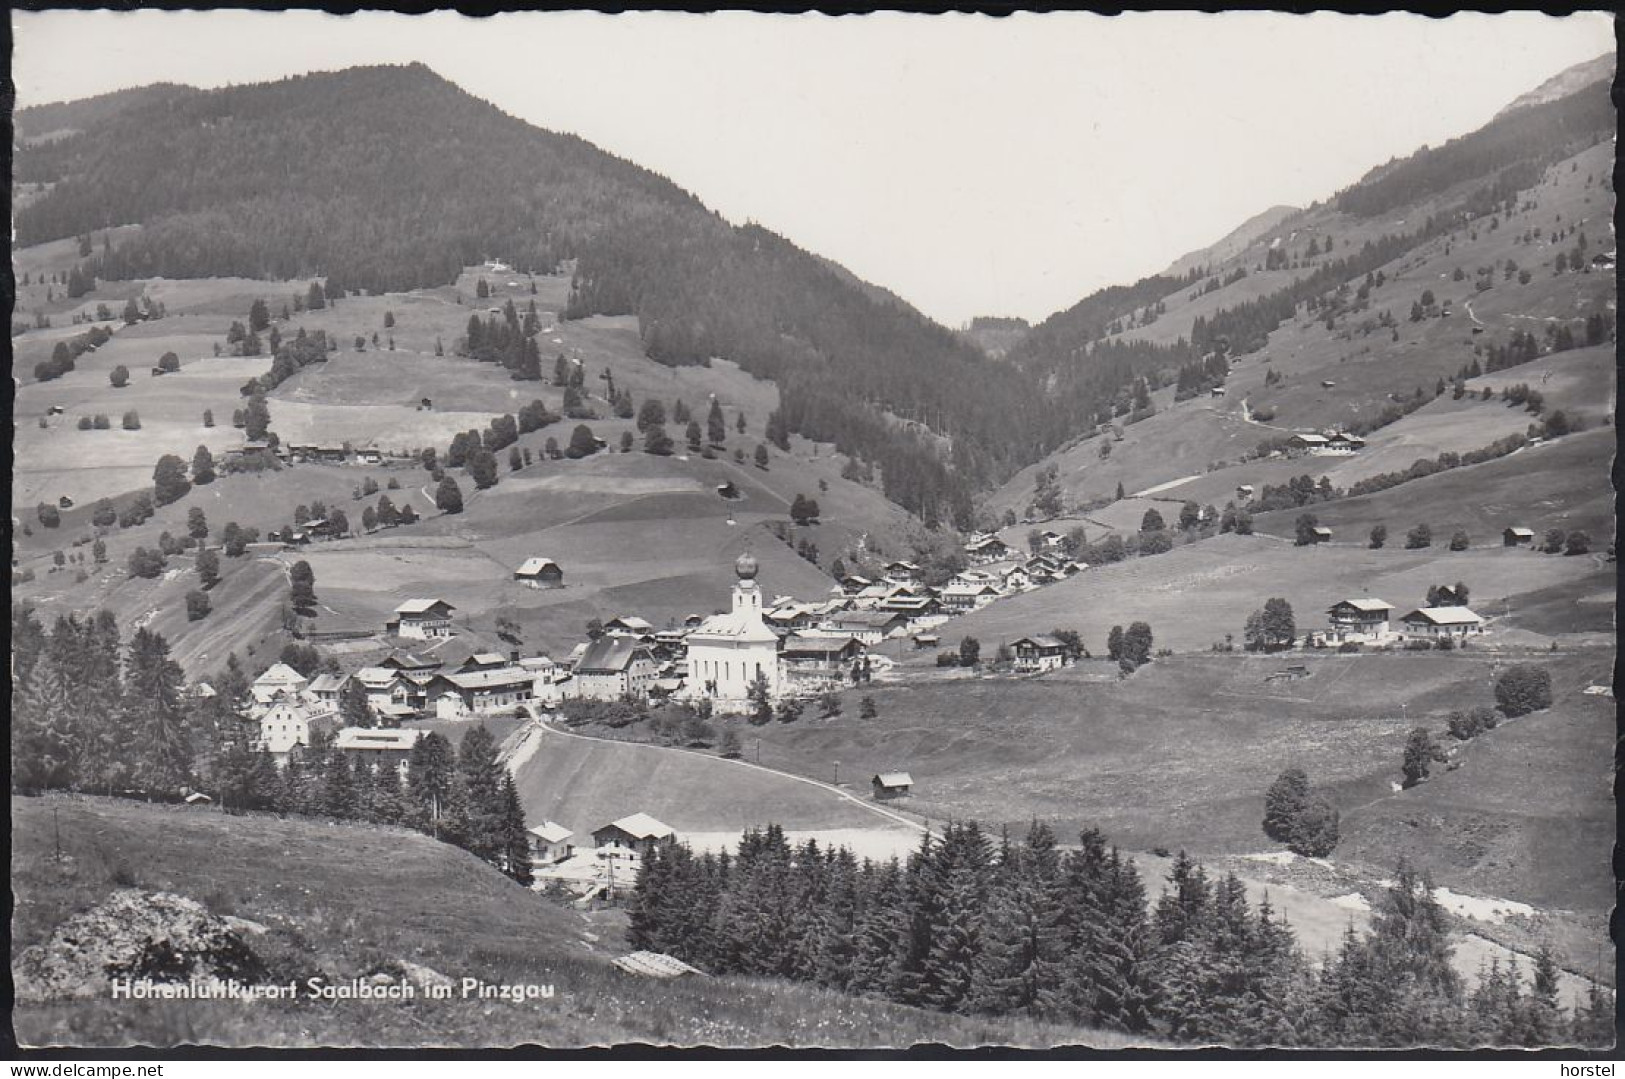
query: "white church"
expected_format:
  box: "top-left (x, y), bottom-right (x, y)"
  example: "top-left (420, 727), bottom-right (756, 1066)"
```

top-left (683, 553), bottom-right (783, 713)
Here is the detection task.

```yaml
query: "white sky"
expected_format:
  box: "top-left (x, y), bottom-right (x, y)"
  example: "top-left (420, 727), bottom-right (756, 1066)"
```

top-left (12, 10), bottom-right (1615, 327)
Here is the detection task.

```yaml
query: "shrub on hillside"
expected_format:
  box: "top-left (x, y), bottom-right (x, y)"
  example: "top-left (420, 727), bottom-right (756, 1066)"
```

top-left (1494, 665), bottom-right (1553, 718)
top-left (1405, 523), bottom-right (1432, 549)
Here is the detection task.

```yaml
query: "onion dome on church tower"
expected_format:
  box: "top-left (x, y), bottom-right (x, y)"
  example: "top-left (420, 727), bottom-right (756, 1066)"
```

top-left (735, 552), bottom-right (759, 580)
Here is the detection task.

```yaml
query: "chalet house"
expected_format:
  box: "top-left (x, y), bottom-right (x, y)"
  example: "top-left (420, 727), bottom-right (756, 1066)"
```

top-left (1325, 598), bottom-right (1394, 644)
top-left (998, 564), bottom-right (1034, 593)
top-left (1286, 433), bottom-right (1330, 458)
top-left (355, 449), bottom-right (382, 465)
top-left (766, 603), bottom-right (817, 634)
top-left (850, 583), bottom-right (895, 610)
top-left (1039, 529), bottom-right (1066, 549)
top-left (818, 610), bottom-right (906, 646)
top-left (913, 633), bottom-right (941, 650)
top-left (651, 629), bottom-right (690, 658)
top-left (1324, 433), bottom-right (1366, 455)
top-left (514, 557), bottom-right (564, 589)
top-left (1399, 606), bottom-right (1486, 640)
top-left (1309, 525), bottom-right (1334, 544)
top-left (604, 615), bottom-right (655, 640)
top-left (387, 598), bottom-right (456, 640)
top-left (883, 560), bottom-right (922, 585)
top-left (572, 637), bottom-right (658, 701)
top-left (250, 662), bottom-right (309, 709)
top-left (877, 591), bottom-right (940, 621)
top-left (1503, 527), bottom-right (1535, 547)
top-left (354, 666), bottom-right (409, 712)
top-left (1236, 484), bottom-right (1255, 502)
top-left (780, 634), bottom-right (865, 689)
top-left (966, 535), bottom-right (1013, 565)
top-left (306, 672), bottom-right (349, 706)
top-left (428, 667), bottom-right (534, 718)
top-left (838, 574), bottom-right (874, 595)
top-left (1011, 635), bottom-right (1071, 673)
top-left (593, 813), bottom-right (676, 863)
top-left (333, 726), bottom-right (424, 778)
top-left (942, 580), bottom-right (1002, 613)
top-left (872, 772), bottom-right (913, 800)
top-left (528, 822), bottom-right (575, 866)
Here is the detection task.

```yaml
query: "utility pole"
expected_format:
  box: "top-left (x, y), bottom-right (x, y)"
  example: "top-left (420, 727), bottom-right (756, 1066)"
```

top-left (53, 807), bottom-right (62, 863)
top-left (833, 761), bottom-right (840, 787)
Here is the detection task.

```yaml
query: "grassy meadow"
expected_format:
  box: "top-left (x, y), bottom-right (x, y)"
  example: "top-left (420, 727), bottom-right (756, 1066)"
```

top-left (11, 796), bottom-right (1139, 1049)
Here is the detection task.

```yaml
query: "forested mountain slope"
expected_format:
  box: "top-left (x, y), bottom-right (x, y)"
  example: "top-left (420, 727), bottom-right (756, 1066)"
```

top-left (13, 64), bottom-right (1061, 526)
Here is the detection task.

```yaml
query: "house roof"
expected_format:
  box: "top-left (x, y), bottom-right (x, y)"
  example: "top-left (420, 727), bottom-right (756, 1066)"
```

top-left (966, 536), bottom-right (1009, 550)
top-left (517, 656), bottom-right (556, 671)
top-left (607, 615), bottom-right (654, 632)
top-left (528, 821), bottom-right (574, 843)
top-left (576, 636), bottom-right (654, 674)
top-left (873, 772), bottom-right (913, 788)
top-left (1331, 598), bottom-right (1392, 613)
top-left (355, 666), bottom-right (399, 688)
top-left (334, 727), bottom-right (424, 752)
top-left (463, 652), bottom-right (510, 667)
top-left (943, 581), bottom-right (1000, 597)
top-left (395, 598), bottom-right (454, 616)
top-left (437, 667), bottom-right (533, 691)
top-left (515, 557), bottom-right (561, 576)
top-left (1291, 433), bottom-right (1329, 444)
top-left (1312, 525), bottom-right (1334, 535)
top-left (1013, 635), bottom-right (1066, 649)
top-left (307, 673), bottom-right (348, 694)
top-left (825, 610), bottom-right (903, 629)
top-left (380, 650), bottom-right (439, 670)
top-left (598, 813), bottom-right (674, 840)
top-left (254, 662), bottom-right (308, 688)
top-left (1505, 527), bottom-right (1535, 537)
top-left (1402, 606), bottom-right (1484, 626)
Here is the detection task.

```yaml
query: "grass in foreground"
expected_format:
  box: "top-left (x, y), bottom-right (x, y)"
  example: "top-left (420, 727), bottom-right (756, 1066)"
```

top-left (12, 795), bottom-right (1148, 1049)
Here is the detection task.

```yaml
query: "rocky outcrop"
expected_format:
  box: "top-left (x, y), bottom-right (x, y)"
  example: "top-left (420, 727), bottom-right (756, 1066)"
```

top-left (14, 889), bottom-right (268, 1002)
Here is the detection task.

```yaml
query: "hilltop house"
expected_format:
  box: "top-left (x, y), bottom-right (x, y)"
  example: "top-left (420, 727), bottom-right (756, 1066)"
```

top-left (1400, 607), bottom-right (1486, 641)
top-left (514, 557), bottom-right (564, 589)
top-left (573, 636), bottom-right (658, 702)
top-left (386, 598), bottom-right (456, 640)
top-left (1325, 598), bottom-right (1394, 644)
top-left (1503, 527), bottom-right (1536, 547)
top-left (872, 772), bottom-right (913, 800)
top-left (528, 822), bottom-right (576, 866)
top-left (682, 555), bottom-right (782, 711)
top-left (593, 813), bottom-right (676, 863)
top-left (1236, 484), bottom-right (1255, 502)
top-left (428, 667), bottom-right (535, 718)
top-left (333, 727), bottom-right (424, 778)
top-left (1011, 635), bottom-right (1071, 673)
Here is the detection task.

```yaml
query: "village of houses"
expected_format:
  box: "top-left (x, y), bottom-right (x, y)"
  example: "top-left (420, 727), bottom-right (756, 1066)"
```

top-left (233, 466), bottom-right (1513, 900)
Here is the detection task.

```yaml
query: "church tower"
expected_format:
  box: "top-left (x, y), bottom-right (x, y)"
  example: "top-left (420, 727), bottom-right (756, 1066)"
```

top-left (682, 552), bottom-right (782, 712)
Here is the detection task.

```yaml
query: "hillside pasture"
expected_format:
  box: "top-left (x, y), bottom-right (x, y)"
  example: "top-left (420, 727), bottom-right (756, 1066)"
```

top-left (513, 722), bottom-right (896, 837)
top-left (944, 532), bottom-right (1606, 654)
top-left (1252, 427), bottom-right (1616, 559)
top-left (748, 650), bottom-right (1612, 912)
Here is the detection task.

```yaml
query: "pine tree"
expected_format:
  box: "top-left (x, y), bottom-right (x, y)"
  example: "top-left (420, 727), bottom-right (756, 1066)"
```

top-left (499, 773), bottom-right (533, 885)
top-left (122, 627), bottom-right (192, 793)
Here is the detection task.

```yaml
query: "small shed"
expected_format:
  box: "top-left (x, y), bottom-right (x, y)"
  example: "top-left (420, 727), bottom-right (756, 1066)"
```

top-left (872, 772), bottom-right (913, 800)
top-left (1503, 526), bottom-right (1535, 547)
top-left (1311, 525), bottom-right (1334, 543)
